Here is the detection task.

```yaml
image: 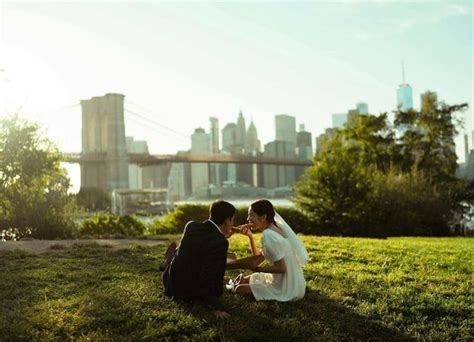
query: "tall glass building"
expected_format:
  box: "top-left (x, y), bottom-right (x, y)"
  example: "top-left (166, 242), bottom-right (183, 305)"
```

top-left (397, 84), bottom-right (413, 111)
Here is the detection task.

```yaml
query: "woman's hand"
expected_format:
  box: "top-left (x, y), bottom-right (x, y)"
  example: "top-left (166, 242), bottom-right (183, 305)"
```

top-left (236, 224), bottom-right (253, 238)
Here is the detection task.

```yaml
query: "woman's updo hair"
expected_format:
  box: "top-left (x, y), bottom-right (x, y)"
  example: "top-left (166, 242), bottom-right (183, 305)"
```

top-left (250, 199), bottom-right (276, 224)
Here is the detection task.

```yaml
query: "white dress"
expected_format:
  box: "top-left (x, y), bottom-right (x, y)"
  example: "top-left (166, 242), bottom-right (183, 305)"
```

top-left (249, 229), bottom-right (306, 301)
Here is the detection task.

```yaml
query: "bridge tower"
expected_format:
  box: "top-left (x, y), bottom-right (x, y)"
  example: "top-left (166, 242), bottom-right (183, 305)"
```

top-left (80, 93), bottom-right (129, 191)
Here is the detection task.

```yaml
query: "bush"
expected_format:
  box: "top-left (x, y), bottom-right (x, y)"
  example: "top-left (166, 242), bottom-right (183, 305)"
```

top-left (367, 168), bottom-right (452, 236)
top-left (148, 203), bottom-right (313, 235)
top-left (0, 115), bottom-right (79, 239)
top-left (78, 214), bottom-right (146, 238)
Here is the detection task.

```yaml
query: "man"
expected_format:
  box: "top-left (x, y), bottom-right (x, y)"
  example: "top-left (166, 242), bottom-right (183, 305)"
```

top-left (161, 200), bottom-right (235, 318)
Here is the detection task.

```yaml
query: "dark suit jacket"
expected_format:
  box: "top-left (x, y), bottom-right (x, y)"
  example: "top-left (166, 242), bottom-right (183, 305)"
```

top-left (162, 220), bottom-right (229, 310)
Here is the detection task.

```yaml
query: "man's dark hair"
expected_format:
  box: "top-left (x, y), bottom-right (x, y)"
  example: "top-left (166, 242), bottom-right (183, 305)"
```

top-left (209, 200), bottom-right (236, 225)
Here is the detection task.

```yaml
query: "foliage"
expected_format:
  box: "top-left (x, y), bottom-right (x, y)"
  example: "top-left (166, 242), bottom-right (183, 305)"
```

top-left (75, 187), bottom-right (109, 211)
top-left (0, 115), bottom-right (79, 239)
top-left (78, 213), bottom-right (146, 238)
top-left (295, 136), bottom-right (374, 236)
top-left (295, 102), bottom-right (470, 236)
top-left (149, 204), bottom-right (208, 234)
top-left (148, 203), bottom-right (313, 235)
top-left (394, 102), bottom-right (467, 181)
top-left (0, 236), bottom-right (471, 340)
top-left (367, 167), bottom-right (452, 236)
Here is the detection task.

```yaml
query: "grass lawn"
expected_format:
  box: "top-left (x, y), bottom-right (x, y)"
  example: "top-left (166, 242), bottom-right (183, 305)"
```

top-left (0, 236), bottom-right (472, 341)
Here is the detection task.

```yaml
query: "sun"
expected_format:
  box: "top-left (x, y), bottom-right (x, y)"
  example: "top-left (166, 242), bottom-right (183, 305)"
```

top-left (0, 44), bottom-right (70, 120)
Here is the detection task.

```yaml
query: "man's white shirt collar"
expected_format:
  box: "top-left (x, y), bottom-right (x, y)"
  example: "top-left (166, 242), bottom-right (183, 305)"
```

top-left (208, 219), bottom-right (223, 234)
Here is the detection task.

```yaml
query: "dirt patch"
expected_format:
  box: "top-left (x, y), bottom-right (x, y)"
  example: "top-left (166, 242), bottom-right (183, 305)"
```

top-left (0, 239), bottom-right (168, 254)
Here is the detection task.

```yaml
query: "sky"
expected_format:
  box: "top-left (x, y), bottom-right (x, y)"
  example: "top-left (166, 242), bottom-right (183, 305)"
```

top-left (1, 0), bottom-right (473, 192)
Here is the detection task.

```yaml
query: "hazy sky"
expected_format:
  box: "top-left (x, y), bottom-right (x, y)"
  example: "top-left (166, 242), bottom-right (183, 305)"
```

top-left (1, 0), bottom-right (473, 191)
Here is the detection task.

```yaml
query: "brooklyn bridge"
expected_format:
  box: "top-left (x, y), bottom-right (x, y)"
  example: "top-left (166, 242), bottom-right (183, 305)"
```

top-left (62, 93), bottom-right (313, 195)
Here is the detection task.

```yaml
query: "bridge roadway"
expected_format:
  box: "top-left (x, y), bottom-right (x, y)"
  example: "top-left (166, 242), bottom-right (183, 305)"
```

top-left (62, 152), bottom-right (313, 167)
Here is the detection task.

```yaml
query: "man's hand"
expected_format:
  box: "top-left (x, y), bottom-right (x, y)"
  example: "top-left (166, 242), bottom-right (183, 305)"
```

top-left (237, 224), bottom-right (253, 238)
top-left (214, 310), bottom-right (230, 319)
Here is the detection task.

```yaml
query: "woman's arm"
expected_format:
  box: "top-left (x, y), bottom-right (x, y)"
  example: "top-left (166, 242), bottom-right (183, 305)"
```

top-left (253, 258), bottom-right (286, 274)
top-left (238, 225), bottom-right (261, 256)
top-left (248, 234), bottom-right (260, 256)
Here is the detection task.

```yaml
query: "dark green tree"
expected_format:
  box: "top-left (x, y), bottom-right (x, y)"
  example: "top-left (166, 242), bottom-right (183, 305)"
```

top-left (295, 101), bottom-right (469, 236)
top-left (394, 100), bottom-right (468, 181)
top-left (295, 135), bottom-right (374, 235)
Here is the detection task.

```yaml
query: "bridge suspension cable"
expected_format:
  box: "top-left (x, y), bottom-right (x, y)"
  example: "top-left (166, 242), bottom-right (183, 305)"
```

top-left (125, 111), bottom-right (189, 142)
top-left (124, 100), bottom-right (189, 138)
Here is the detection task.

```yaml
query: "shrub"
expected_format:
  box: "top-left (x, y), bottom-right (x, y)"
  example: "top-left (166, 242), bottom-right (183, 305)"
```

top-left (148, 203), bottom-right (313, 235)
top-left (367, 168), bottom-right (452, 236)
top-left (78, 214), bottom-right (146, 238)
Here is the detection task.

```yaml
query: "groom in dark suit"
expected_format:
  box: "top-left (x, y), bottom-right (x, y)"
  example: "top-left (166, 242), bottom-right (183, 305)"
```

top-left (162, 200), bottom-right (235, 318)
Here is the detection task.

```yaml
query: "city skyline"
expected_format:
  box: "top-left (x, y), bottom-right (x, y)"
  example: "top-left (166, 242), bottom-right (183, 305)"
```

top-left (1, 1), bottom-right (472, 192)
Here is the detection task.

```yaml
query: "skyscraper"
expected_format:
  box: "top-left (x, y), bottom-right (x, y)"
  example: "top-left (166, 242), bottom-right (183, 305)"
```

top-left (235, 111), bottom-right (246, 151)
top-left (296, 124), bottom-right (313, 180)
top-left (396, 63), bottom-right (413, 111)
top-left (356, 102), bottom-right (369, 115)
top-left (126, 136), bottom-right (148, 189)
top-left (221, 123), bottom-right (237, 184)
top-left (209, 117), bottom-right (220, 186)
top-left (222, 123), bottom-right (237, 153)
top-left (275, 114), bottom-right (297, 145)
top-left (296, 124), bottom-right (313, 160)
top-left (209, 117), bottom-right (219, 153)
top-left (263, 140), bottom-right (296, 188)
top-left (316, 128), bottom-right (337, 156)
top-left (245, 120), bottom-right (261, 154)
top-left (421, 90), bottom-right (438, 112)
top-left (190, 128), bottom-right (210, 194)
top-left (167, 151), bottom-right (192, 202)
top-left (332, 113), bottom-right (348, 128)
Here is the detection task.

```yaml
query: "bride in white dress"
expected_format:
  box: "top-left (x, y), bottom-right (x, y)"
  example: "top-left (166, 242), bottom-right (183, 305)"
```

top-left (229, 199), bottom-right (309, 301)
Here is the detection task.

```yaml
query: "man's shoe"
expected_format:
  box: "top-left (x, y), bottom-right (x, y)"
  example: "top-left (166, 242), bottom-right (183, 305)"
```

top-left (159, 242), bottom-right (177, 271)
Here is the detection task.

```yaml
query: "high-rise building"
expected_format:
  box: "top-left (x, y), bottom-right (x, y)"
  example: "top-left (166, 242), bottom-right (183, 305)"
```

top-left (396, 64), bottom-right (413, 111)
top-left (421, 90), bottom-right (438, 112)
top-left (356, 102), bottom-right (369, 115)
top-left (142, 164), bottom-right (172, 189)
top-left (235, 111), bottom-right (246, 151)
top-left (221, 123), bottom-right (237, 185)
top-left (263, 140), bottom-right (296, 188)
top-left (238, 119), bottom-right (260, 186)
top-left (167, 151), bottom-right (192, 202)
top-left (465, 133), bottom-right (469, 163)
top-left (332, 113), bottom-right (348, 128)
top-left (222, 123), bottom-right (237, 153)
top-left (190, 128), bottom-right (210, 194)
top-left (275, 114), bottom-right (297, 145)
top-left (209, 117), bottom-right (220, 186)
top-left (126, 136), bottom-right (149, 189)
top-left (245, 120), bottom-right (261, 154)
top-left (296, 124), bottom-right (313, 180)
top-left (209, 117), bottom-right (219, 153)
top-left (296, 124), bottom-right (313, 159)
top-left (316, 128), bottom-right (337, 156)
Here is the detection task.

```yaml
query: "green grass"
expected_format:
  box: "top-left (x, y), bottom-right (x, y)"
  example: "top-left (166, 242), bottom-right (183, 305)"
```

top-left (0, 236), bottom-right (472, 341)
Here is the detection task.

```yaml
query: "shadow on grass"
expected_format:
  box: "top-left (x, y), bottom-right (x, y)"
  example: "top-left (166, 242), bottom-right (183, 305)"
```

top-left (0, 244), bottom-right (413, 341)
top-left (175, 288), bottom-right (414, 341)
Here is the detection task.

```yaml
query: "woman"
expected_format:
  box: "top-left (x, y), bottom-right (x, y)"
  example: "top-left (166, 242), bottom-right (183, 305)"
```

top-left (229, 199), bottom-right (309, 301)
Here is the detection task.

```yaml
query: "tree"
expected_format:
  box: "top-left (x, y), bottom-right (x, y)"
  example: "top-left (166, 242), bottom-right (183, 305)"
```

top-left (394, 101), bottom-right (468, 181)
top-left (76, 187), bottom-right (108, 211)
top-left (295, 134), bottom-right (374, 235)
top-left (0, 115), bottom-right (78, 239)
top-left (295, 102), bottom-right (469, 236)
